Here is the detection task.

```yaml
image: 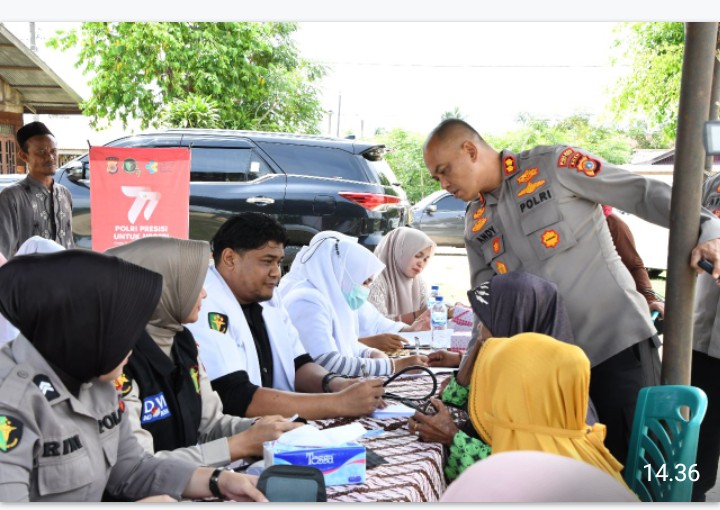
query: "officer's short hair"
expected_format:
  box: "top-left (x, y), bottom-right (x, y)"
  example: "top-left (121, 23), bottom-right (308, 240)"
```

top-left (211, 212), bottom-right (288, 264)
top-left (426, 118), bottom-right (484, 148)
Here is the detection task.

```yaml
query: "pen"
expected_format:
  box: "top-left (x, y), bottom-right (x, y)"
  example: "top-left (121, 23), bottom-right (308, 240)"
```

top-left (287, 413), bottom-right (299, 422)
top-left (414, 336), bottom-right (420, 356)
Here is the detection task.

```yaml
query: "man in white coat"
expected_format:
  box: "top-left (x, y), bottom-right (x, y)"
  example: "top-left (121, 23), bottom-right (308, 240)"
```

top-left (187, 212), bottom-right (385, 420)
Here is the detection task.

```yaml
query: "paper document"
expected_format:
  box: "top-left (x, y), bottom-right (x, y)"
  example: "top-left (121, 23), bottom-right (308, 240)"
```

top-left (371, 402), bottom-right (416, 419)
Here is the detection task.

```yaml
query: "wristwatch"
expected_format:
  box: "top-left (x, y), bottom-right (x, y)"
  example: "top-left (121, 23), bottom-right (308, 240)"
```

top-left (321, 372), bottom-right (344, 393)
top-left (209, 466), bottom-right (229, 499)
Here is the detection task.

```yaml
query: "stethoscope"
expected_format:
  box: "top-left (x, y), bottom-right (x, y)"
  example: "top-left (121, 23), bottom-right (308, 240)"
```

top-left (381, 365), bottom-right (438, 414)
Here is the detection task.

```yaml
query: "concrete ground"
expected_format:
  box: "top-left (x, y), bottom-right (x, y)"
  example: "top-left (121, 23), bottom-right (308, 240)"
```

top-left (423, 247), bottom-right (719, 502)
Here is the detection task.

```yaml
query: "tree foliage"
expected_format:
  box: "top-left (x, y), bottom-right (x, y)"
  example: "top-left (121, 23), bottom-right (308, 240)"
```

top-left (374, 128), bottom-right (441, 203)
top-left (485, 113), bottom-right (634, 165)
top-left (609, 22), bottom-right (685, 147)
top-left (47, 22), bottom-right (327, 132)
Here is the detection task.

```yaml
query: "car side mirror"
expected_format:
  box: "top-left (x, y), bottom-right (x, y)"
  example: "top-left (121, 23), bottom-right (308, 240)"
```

top-left (65, 161), bottom-right (85, 182)
top-left (426, 204), bottom-right (438, 213)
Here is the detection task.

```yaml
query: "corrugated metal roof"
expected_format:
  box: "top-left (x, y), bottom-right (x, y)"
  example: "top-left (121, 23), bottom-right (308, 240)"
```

top-left (0, 23), bottom-right (82, 115)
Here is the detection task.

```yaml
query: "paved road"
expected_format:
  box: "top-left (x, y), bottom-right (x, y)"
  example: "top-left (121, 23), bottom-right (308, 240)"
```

top-left (424, 247), bottom-right (719, 502)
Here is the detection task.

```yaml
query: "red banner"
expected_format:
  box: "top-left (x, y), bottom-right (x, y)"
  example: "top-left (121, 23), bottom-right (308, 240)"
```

top-left (89, 146), bottom-right (191, 252)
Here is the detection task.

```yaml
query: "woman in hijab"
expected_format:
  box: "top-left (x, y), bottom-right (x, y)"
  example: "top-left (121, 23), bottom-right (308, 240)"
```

top-left (0, 236), bottom-right (65, 346)
top-left (466, 333), bottom-right (628, 488)
top-left (368, 226), bottom-right (436, 324)
top-left (283, 236), bottom-right (428, 377)
top-left (106, 237), bottom-right (300, 468)
top-left (409, 271), bottom-right (596, 481)
top-left (0, 250), bottom-right (266, 502)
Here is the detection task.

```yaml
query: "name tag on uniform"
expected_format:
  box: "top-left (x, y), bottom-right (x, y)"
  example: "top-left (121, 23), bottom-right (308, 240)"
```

top-left (141, 392), bottom-right (172, 424)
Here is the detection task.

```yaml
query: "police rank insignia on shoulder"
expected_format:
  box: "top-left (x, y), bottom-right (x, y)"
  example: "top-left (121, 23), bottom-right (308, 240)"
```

top-left (33, 374), bottom-right (60, 401)
top-left (0, 415), bottom-right (23, 452)
top-left (208, 312), bottom-right (229, 333)
top-left (114, 373), bottom-right (133, 396)
top-left (503, 155), bottom-right (518, 176)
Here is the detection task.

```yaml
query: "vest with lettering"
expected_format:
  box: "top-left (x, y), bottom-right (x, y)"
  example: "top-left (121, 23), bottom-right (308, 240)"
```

top-left (123, 329), bottom-right (203, 452)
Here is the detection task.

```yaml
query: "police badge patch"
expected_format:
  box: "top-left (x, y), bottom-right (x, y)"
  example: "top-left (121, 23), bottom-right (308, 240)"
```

top-left (114, 373), bottom-right (133, 397)
top-left (208, 312), bottom-right (229, 333)
top-left (0, 415), bottom-right (23, 452)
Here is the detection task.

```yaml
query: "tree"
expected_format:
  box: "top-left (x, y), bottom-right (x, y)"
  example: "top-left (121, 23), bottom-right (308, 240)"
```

top-left (48, 22), bottom-right (327, 133)
top-left (608, 22), bottom-right (685, 147)
top-left (485, 113), bottom-right (634, 165)
top-left (374, 128), bottom-right (441, 203)
top-left (159, 94), bottom-right (221, 129)
top-left (441, 107), bottom-right (466, 121)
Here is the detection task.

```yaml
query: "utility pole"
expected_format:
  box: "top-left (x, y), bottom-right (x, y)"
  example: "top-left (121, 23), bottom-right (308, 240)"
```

top-left (29, 22), bottom-right (37, 51)
top-left (336, 92), bottom-right (342, 137)
top-left (663, 22), bottom-right (719, 386)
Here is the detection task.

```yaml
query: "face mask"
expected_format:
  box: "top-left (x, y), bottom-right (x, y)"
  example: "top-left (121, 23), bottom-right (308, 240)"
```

top-left (344, 284), bottom-right (370, 311)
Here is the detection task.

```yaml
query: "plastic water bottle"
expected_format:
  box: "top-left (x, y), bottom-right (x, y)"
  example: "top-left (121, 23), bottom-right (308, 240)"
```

top-left (427, 285), bottom-right (440, 310)
top-left (431, 296), bottom-right (449, 349)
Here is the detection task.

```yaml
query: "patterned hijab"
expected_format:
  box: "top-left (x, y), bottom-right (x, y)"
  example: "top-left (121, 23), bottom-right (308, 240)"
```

top-left (468, 333), bottom-right (627, 486)
top-left (107, 237), bottom-right (209, 355)
top-left (371, 227), bottom-right (436, 317)
top-left (0, 250), bottom-right (162, 383)
top-left (468, 271), bottom-right (574, 343)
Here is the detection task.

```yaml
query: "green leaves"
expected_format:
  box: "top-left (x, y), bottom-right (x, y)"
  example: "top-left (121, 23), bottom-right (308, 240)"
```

top-left (609, 22), bottom-right (685, 147)
top-left (47, 22), bottom-right (326, 133)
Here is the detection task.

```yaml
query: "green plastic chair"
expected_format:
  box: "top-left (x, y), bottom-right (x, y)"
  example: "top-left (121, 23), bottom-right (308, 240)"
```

top-left (623, 385), bottom-right (708, 502)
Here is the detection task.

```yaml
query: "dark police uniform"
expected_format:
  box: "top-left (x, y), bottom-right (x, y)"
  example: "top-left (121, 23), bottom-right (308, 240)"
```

top-left (464, 145), bottom-right (720, 464)
top-left (691, 171), bottom-right (720, 500)
top-left (121, 329), bottom-right (252, 467)
top-left (0, 335), bottom-right (196, 502)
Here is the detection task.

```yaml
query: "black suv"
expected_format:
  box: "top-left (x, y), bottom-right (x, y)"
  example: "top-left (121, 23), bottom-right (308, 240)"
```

top-left (55, 129), bottom-right (409, 266)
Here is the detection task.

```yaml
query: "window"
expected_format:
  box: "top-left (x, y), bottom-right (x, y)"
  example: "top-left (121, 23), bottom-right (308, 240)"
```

top-left (436, 194), bottom-right (467, 212)
top-left (261, 143), bottom-right (367, 182)
top-left (190, 148), bottom-right (271, 182)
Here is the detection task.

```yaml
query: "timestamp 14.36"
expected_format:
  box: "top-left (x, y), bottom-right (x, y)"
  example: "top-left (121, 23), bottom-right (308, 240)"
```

top-left (644, 463), bottom-right (699, 482)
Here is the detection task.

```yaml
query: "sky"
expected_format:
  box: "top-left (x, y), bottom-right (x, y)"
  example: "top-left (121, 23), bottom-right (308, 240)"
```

top-left (2, 0), bottom-right (715, 148)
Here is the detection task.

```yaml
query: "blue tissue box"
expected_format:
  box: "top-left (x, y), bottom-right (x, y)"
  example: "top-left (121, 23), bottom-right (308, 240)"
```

top-left (264, 441), bottom-right (366, 486)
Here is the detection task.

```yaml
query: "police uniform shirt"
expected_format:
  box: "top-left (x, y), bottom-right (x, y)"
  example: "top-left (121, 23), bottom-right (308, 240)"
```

top-left (0, 175), bottom-right (74, 258)
top-left (0, 335), bottom-right (196, 502)
top-left (693, 172), bottom-right (720, 359)
top-left (465, 145), bottom-right (720, 366)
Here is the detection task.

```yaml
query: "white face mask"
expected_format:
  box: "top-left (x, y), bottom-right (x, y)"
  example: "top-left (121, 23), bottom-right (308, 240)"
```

top-left (343, 284), bottom-right (370, 311)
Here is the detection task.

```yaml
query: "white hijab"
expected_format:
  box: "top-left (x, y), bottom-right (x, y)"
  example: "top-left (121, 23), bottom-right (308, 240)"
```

top-left (284, 238), bottom-right (385, 356)
top-left (0, 237), bottom-right (65, 345)
top-left (278, 230), bottom-right (358, 300)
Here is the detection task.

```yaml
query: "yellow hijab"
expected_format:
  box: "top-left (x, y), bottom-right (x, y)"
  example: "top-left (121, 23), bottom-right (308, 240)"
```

top-left (468, 333), bottom-right (628, 488)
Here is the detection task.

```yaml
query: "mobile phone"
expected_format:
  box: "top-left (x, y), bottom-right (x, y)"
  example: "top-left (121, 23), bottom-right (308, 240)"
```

top-left (699, 258), bottom-right (714, 274)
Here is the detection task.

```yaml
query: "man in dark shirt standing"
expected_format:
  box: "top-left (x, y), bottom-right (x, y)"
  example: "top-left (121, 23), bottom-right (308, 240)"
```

top-left (188, 212), bottom-right (385, 420)
top-left (0, 122), bottom-right (74, 257)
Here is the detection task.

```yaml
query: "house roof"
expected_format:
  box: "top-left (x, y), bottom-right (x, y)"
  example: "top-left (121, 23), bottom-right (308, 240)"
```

top-left (0, 23), bottom-right (82, 115)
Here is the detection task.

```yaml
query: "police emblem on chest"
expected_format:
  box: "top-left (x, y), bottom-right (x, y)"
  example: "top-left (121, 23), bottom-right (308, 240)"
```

top-left (0, 415), bottom-right (23, 452)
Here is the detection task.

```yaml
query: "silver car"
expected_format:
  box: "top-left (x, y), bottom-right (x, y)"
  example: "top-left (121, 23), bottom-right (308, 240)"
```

top-left (408, 190), bottom-right (467, 248)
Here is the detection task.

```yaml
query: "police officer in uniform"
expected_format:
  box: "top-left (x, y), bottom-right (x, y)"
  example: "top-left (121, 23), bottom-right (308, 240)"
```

top-left (691, 171), bottom-right (720, 501)
top-left (0, 250), bottom-right (266, 502)
top-left (423, 119), bottom-right (720, 466)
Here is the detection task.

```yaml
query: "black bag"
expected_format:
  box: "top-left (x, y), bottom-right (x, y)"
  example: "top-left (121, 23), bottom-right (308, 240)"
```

top-left (257, 465), bottom-right (327, 502)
